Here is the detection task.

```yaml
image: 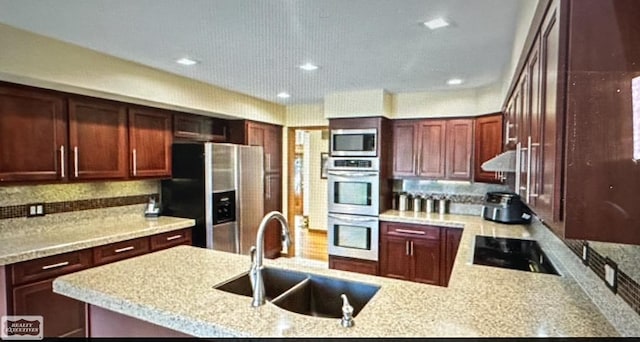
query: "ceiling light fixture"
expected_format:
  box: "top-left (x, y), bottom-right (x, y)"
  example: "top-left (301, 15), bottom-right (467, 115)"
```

top-left (277, 92), bottom-right (291, 99)
top-left (299, 63), bottom-right (319, 71)
top-left (447, 78), bottom-right (463, 85)
top-left (176, 57), bottom-right (198, 66)
top-left (423, 17), bottom-right (450, 30)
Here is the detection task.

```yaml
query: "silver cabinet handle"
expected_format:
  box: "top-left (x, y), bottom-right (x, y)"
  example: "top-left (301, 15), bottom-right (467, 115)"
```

top-left (266, 153), bottom-right (271, 171)
top-left (166, 234), bottom-right (182, 241)
top-left (405, 240), bottom-right (410, 256)
top-left (505, 121), bottom-right (511, 145)
top-left (73, 146), bottom-right (79, 177)
top-left (328, 213), bottom-right (379, 223)
top-left (395, 228), bottom-right (426, 235)
top-left (60, 145), bottom-right (65, 178)
top-left (327, 171), bottom-right (378, 177)
top-left (266, 177), bottom-right (271, 200)
top-left (42, 261), bottom-right (69, 270)
top-left (115, 246), bottom-right (135, 253)
top-left (410, 240), bottom-right (414, 256)
top-left (514, 142), bottom-right (522, 193)
top-left (525, 136), bottom-right (532, 203)
top-left (529, 139), bottom-right (541, 199)
top-left (132, 149), bottom-right (137, 176)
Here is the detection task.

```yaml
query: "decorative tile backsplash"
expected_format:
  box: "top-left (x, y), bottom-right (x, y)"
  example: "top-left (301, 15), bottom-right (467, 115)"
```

top-left (564, 238), bottom-right (640, 317)
top-left (0, 180), bottom-right (159, 219)
top-left (395, 179), bottom-right (509, 215)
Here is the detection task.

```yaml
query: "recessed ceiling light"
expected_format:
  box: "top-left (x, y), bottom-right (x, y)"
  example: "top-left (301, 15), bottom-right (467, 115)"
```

top-left (299, 63), bottom-right (319, 71)
top-left (176, 57), bottom-right (198, 66)
top-left (447, 78), bottom-right (463, 85)
top-left (423, 18), bottom-right (450, 30)
top-left (277, 92), bottom-right (291, 99)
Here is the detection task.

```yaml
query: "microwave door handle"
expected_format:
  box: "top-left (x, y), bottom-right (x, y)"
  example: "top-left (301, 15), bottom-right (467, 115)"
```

top-left (328, 214), bottom-right (378, 223)
top-left (327, 171), bottom-right (378, 177)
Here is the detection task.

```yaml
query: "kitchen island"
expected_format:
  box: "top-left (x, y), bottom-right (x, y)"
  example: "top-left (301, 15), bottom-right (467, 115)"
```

top-left (53, 213), bottom-right (634, 337)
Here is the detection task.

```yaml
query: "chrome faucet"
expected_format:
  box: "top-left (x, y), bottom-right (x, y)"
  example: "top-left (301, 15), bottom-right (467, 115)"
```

top-left (250, 211), bottom-right (292, 307)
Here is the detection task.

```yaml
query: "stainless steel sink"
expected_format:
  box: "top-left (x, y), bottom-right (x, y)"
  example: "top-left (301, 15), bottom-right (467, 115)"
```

top-left (214, 267), bottom-right (309, 301)
top-left (214, 267), bottom-right (380, 318)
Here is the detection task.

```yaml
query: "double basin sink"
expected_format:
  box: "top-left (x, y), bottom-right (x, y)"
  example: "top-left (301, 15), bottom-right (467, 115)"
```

top-left (214, 267), bottom-right (380, 318)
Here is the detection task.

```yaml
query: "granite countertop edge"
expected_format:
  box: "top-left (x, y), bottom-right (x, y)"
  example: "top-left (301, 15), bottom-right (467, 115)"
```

top-left (0, 216), bottom-right (196, 266)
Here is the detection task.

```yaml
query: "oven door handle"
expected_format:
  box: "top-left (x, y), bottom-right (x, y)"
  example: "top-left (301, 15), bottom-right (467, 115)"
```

top-left (327, 171), bottom-right (378, 177)
top-left (328, 213), bottom-right (379, 223)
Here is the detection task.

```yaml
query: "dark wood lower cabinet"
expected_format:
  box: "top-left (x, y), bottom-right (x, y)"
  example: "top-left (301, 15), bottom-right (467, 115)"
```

top-left (379, 222), bottom-right (461, 287)
top-left (328, 255), bottom-right (378, 276)
top-left (12, 279), bottom-right (86, 337)
top-left (5, 228), bottom-right (193, 338)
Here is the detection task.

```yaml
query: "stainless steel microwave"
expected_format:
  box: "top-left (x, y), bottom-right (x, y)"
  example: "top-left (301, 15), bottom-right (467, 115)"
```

top-left (330, 128), bottom-right (377, 157)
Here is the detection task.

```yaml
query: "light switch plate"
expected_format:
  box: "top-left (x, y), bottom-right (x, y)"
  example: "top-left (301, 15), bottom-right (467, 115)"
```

top-left (604, 257), bottom-right (618, 293)
top-left (26, 203), bottom-right (45, 218)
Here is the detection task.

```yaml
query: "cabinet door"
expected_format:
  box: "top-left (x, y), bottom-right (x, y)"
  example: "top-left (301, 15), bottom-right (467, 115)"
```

top-left (329, 255), bottom-right (378, 275)
top-left (264, 125), bottom-right (282, 174)
top-left (68, 98), bottom-right (128, 180)
top-left (445, 119), bottom-right (473, 180)
top-left (417, 120), bottom-right (446, 178)
top-left (411, 238), bottom-right (441, 285)
top-left (12, 279), bottom-right (85, 337)
top-left (264, 173), bottom-right (282, 259)
top-left (173, 112), bottom-right (206, 141)
top-left (128, 107), bottom-right (172, 178)
top-left (474, 114), bottom-right (503, 183)
top-left (379, 235), bottom-right (411, 280)
top-left (0, 86), bottom-right (66, 182)
top-left (443, 228), bottom-right (463, 287)
top-left (528, 38), bottom-right (543, 208)
top-left (537, 2), bottom-right (562, 224)
top-left (392, 120), bottom-right (418, 177)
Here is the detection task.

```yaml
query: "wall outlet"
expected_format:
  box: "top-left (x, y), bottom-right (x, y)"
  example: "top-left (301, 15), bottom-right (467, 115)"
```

top-left (604, 257), bottom-right (618, 293)
top-left (26, 203), bottom-right (45, 217)
top-left (581, 242), bottom-right (589, 265)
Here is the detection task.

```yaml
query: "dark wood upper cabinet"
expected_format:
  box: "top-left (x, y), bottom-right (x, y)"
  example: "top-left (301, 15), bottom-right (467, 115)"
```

top-left (503, 0), bottom-right (640, 244)
top-left (68, 98), bottom-right (128, 180)
top-left (128, 107), bottom-right (172, 178)
top-left (418, 120), bottom-right (447, 178)
top-left (392, 120), bottom-right (418, 177)
top-left (445, 119), bottom-right (473, 180)
top-left (173, 112), bottom-right (228, 142)
top-left (474, 114), bottom-right (503, 183)
top-left (0, 85), bottom-right (66, 182)
top-left (391, 118), bottom-right (473, 181)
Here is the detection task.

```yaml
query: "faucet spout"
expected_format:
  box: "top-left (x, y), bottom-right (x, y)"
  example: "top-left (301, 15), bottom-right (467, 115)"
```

top-left (250, 211), bottom-right (292, 307)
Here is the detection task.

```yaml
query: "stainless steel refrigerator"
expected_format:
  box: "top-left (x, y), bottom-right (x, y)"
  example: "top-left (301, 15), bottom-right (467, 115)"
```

top-left (161, 143), bottom-right (264, 254)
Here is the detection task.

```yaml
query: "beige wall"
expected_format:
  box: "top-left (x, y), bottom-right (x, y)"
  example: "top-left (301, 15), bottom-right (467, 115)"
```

top-left (0, 24), bottom-right (285, 124)
top-left (391, 83), bottom-right (503, 118)
top-left (285, 104), bottom-right (328, 127)
top-left (303, 130), bottom-right (328, 230)
top-left (324, 89), bottom-right (391, 118)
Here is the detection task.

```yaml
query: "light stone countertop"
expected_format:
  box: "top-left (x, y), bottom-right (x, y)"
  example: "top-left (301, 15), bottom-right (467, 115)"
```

top-left (0, 215), bottom-right (195, 266)
top-left (53, 212), bottom-right (625, 338)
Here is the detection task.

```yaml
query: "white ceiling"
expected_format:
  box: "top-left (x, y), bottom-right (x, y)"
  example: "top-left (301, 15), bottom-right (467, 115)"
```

top-left (0, 0), bottom-right (526, 105)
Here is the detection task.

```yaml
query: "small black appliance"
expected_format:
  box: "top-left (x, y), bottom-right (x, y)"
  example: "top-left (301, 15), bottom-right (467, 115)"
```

top-left (481, 191), bottom-right (531, 224)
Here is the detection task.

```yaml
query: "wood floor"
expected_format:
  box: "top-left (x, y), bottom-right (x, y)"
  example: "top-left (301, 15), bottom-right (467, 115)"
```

top-left (296, 229), bottom-right (328, 262)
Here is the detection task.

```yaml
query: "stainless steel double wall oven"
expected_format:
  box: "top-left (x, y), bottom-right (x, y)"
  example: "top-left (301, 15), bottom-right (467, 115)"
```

top-left (327, 128), bottom-right (380, 261)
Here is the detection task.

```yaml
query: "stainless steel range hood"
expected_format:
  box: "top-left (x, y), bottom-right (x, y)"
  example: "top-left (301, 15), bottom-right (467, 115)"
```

top-left (481, 150), bottom-right (517, 172)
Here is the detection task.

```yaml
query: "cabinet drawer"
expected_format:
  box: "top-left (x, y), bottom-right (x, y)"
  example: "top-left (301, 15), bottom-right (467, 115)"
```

top-left (381, 222), bottom-right (441, 240)
top-left (150, 228), bottom-right (192, 251)
top-left (10, 249), bottom-right (93, 286)
top-left (93, 237), bottom-right (150, 265)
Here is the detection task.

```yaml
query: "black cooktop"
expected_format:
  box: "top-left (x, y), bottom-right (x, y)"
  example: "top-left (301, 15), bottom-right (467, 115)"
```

top-left (472, 236), bottom-right (559, 275)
